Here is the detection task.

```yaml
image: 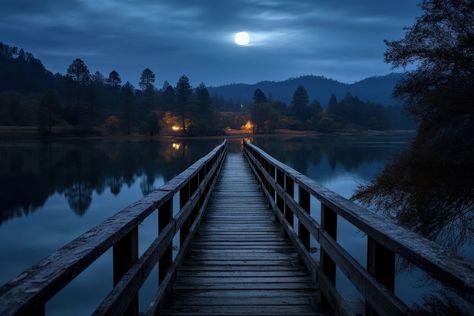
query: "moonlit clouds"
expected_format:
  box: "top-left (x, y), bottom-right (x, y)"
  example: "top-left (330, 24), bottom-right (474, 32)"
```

top-left (0, 0), bottom-right (420, 86)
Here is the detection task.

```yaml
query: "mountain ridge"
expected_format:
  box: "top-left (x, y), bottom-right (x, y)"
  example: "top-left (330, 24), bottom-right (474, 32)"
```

top-left (209, 73), bottom-right (403, 106)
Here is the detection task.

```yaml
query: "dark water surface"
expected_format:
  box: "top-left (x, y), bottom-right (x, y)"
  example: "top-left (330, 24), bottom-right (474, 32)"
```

top-left (0, 133), bottom-right (471, 314)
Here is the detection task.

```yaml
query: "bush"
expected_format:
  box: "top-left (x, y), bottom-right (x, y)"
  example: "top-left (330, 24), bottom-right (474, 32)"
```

top-left (105, 115), bottom-right (119, 134)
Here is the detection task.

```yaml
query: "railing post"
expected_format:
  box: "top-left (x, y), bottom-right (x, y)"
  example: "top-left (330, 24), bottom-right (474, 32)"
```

top-left (284, 176), bottom-right (294, 229)
top-left (113, 227), bottom-right (138, 316)
top-left (320, 203), bottom-right (337, 307)
top-left (366, 237), bottom-right (395, 316)
top-left (159, 199), bottom-right (173, 283)
top-left (298, 187), bottom-right (310, 251)
top-left (276, 169), bottom-right (285, 212)
top-left (180, 182), bottom-right (190, 247)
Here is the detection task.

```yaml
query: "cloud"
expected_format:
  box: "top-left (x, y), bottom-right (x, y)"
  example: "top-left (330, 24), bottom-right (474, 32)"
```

top-left (0, 0), bottom-right (421, 85)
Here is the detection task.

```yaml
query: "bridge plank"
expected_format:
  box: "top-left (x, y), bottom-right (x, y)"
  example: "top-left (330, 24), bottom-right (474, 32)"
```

top-left (158, 154), bottom-right (329, 316)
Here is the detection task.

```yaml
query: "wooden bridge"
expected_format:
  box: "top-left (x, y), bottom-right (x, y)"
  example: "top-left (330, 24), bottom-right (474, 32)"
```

top-left (0, 140), bottom-right (473, 316)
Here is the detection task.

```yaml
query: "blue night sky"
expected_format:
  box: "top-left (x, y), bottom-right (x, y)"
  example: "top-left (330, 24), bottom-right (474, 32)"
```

top-left (0, 0), bottom-right (421, 86)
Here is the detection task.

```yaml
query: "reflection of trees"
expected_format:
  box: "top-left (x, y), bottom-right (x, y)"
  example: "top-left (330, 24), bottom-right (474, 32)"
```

top-left (0, 139), bottom-right (220, 224)
top-left (354, 136), bottom-right (474, 252)
top-left (413, 291), bottom-right (470, 315)
top-left (64, 182), bottom-right (93, 215)
top-left (253, 135), bottom-right (407, 176)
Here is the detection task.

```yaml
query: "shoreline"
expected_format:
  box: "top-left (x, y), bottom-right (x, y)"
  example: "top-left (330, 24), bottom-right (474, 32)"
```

top-left (0, 126), bottom-right (416, 142)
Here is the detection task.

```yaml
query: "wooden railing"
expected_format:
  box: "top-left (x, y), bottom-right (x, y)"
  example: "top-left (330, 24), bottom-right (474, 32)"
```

top-left (0, 140), bottom-right (227, 316)
top-left (243, 141), bottom-right (474, 316)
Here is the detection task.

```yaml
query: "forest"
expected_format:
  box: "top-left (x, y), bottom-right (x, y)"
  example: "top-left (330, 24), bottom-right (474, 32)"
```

top-left (0, 42), bottom-right (414, 136)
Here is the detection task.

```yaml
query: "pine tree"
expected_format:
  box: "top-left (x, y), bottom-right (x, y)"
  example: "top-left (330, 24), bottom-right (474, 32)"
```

top-left (253, 89), bottom-right (267, 104)
top-left (175, 75), bottom-right (192, 133)
top-left (107, 70), bottom-right (122, 88)
top-left (291, 85), bottom-right (310, 122)
top-left (139, 68), bottom-right (155, 91)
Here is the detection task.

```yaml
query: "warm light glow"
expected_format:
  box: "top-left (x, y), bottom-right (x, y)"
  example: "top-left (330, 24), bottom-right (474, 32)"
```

top-left (172, 143), bottom-right (181, 150)
top-left (171, 125), bottom-right (181, 131)
top-left (243, 120), bottom-right (254, 131)
top-left (234, 32), bottom-right (250, 46)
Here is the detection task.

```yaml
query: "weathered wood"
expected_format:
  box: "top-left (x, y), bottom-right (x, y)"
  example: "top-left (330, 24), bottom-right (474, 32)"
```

top-left (245, 150), bottom-right (352, 316)
top-left (244, 141), bottom-right (474, 304)
top-left (113, 227), bottom-right (139, 316)
top-left (244, 143), bottom-right (474, 302)
top-left (158, 154), bottom-right (325, 316)
top-left (298, 187), bottom-right (311, 251)
top-left (146, 149), bottom-right (225, 316)
top-left (366, 237), bottom-right (396, 316)
top-left (159, 200), bottom-right (173, 283)
top-left (320, 204), bottom-right (337, 307)
top-left (93, 224), bottom-right (175, 316)
top-left (0, 140), bottom-right (227, 316)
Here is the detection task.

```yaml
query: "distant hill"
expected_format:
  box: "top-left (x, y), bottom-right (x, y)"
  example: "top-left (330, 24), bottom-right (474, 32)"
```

top-left (209, 73), bottom-right (403, 106)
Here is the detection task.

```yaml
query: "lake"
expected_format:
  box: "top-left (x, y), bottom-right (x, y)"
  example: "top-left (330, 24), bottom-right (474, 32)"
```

top-left (0, 132), bottom-right (470, 314)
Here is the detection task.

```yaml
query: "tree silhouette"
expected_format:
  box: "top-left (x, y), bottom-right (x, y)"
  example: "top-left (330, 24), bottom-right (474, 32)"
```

top-left (121, 82), bottom-right (135, 134)
top-left (106, 70), bottom-right (122, 88)
top-left (66, 58), bottom-right (90, 84)
top-left (189, 83), bottom-right (217, 135)
top-left (253, 88), bottom-right (267, 104)
top-left (291, 85), bottom-right (310, 122)
top-left (176, 75), bottom-right (192, 133)
top-left (38, 91), bottom-right (61, 135)
top-left (355, 0), bottom-right (474, 253)
top-left (139, 68), bottom-right (155, 91)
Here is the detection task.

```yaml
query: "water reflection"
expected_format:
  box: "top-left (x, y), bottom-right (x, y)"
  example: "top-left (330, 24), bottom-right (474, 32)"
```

top-left (0, 139), bottom-right (220, 224)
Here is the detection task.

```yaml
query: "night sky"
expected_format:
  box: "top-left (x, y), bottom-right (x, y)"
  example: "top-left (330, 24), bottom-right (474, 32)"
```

top-left (0, 0), bottom-right (420, 86)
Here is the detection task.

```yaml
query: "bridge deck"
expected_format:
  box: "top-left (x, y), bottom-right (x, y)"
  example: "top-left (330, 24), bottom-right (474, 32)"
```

top-left (159, 153), bottom-right (328, 315)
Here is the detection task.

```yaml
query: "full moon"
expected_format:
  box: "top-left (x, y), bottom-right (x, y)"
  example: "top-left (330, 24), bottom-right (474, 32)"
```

top-left (234, 32), bottom-right (250, 46)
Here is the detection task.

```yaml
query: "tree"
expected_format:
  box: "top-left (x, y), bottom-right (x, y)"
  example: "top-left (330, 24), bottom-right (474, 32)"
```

top-left (253, 89), bottom-right (267, 104)
top-left (106, 70), bottom-right (122, 88)
top-left (175, 75), bottom-right (192, 133)
top-left (65, 59), bottom-right (91, 128)
top-left (140, 112), bottom-right (160, 136)
top-left (189, 83), bottom-right (217, 135)
top-left (91, 71), bottom-right (105, 84)
top-left (161, 84), bottom-right (175, 110)
top-left (327, 93), bottom-right (339, 118)
top-left (139, 68), bottom-right (155, 92)
top-left (121, 82), bottom-right (135, 134)
top-left (8, 99), bottom-right (22, 125)
top-left (38, 91), bottom-right (61, 135)
top-left (310, 100), bottom-right (323, 129)
top-left (355, 0), bottom-right (474, 254)
top-left (251, 89), bottom-right (271, 133)
top-left (291, 85), bottom-right (310, 123)
top-left (66, 58), bottom-right (90, 84)
top-left (105, 115), bottom-right (119, 134)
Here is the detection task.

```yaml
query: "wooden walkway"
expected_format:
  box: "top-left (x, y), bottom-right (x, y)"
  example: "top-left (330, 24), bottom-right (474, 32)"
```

top-left (2, 140), bottom-right (472, 316)
top-left (159, 154), bottom-right (329, 315)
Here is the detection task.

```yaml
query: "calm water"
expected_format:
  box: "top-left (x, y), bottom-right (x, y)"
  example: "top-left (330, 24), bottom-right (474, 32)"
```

top-left (0, 133), bottom-right (471, 314)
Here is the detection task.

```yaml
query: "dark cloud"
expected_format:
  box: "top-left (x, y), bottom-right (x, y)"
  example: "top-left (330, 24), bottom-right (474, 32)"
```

top-left (0, 0), bottom-right (421, 86)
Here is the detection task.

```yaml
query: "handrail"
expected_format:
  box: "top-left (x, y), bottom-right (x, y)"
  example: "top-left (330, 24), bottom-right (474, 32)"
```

top-left (243, 140), bottom-right (474, 316)
top-left (0, 140), bottom-right (228, 316)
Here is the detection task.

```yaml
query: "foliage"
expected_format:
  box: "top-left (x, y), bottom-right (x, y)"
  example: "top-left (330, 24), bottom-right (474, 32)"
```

top-left (188, 83), bottom-right (220, 135)
top-left (291, 85), bottom-right (311, 122)
top-left (175, 75), bottom-right (192, 133)
top-left (138, 68), bottom-right (155, 92)
top-left (354, 0), bottom-right (474, 251)
top-left (0, 41), bottom-right (414, 136)
top-left (104, 115), bottom-right (119, 134)
top-left (253, 89), bottom-right (267, 104)
top-left (37, 91), bottom-right (61, 135)
top-left (139, 112), bottom-right (161, 136)
top-left (106, 70), bottom-right (122, 88)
